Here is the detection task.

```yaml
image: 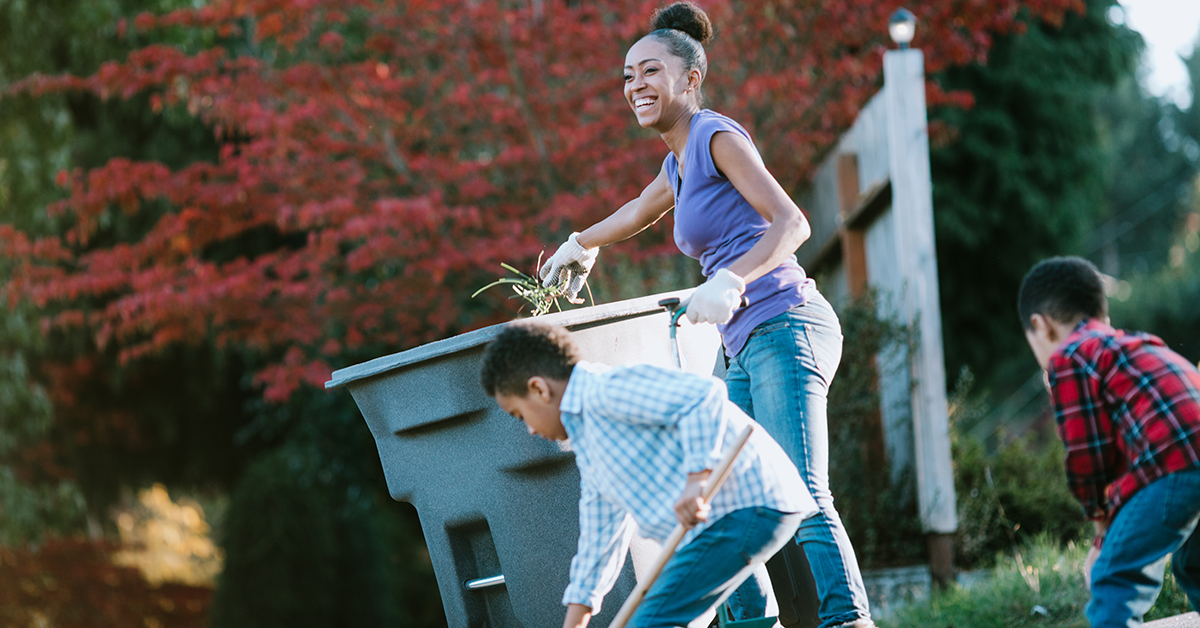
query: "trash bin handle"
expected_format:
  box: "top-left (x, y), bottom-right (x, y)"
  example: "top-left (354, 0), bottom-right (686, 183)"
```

top-left (465, 574), bottom-right (505, 590)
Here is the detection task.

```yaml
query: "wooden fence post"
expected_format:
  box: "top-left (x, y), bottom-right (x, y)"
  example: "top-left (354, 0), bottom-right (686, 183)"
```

top-left (883, 47), bottom-right (958, 586)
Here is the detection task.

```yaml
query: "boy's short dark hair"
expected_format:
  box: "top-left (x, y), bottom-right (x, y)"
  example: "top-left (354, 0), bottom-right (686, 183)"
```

top-left (480, 322), bottom-right (579, 397)
top-left (1017, 256), bottom-right (1108, 330)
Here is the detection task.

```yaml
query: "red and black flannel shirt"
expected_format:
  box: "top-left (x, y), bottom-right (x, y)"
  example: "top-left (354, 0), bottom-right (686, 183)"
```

top-left (1047, 319), bottom-right (1200, 524)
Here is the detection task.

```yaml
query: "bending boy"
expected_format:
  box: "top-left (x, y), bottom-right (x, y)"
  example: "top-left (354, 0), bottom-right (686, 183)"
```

top-left (480, 322), bottom-right (816, 628)
top-left (1018, 256), bottom-right (1200, 625)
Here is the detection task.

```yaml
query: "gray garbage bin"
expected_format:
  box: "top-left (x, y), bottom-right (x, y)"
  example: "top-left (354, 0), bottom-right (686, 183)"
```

top-left (326, 291), bottom-right (722, 628)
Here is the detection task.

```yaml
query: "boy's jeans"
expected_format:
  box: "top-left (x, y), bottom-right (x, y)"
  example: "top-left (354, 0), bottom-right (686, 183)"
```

top-left (628, 507), bottom-right (804, 628)
top-left (724, 292), bottom-right (872, 628)
top-left (1088, 468), bottom-right (1200, 627)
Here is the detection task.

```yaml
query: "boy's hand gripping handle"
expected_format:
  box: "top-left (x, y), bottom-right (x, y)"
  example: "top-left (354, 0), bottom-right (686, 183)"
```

top-left (607, 424), bottom-right (755, 628)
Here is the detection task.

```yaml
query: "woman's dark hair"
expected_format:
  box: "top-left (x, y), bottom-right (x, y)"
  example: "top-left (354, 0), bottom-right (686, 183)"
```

top-left (1017, 256), bottom-right (1108, 330)
top-left (480, 322), bottom-right (579, 397)
top-left (647, 2), bottom-right (712, 103)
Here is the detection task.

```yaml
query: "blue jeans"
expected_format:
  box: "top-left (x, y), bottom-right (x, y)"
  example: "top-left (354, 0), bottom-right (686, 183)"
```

top-left (724, 292), bottom-right (872, 627)
top-left (1087, 468), bottom-right (1200, 627)
top-left (629, 507), bottom-right (804, 628)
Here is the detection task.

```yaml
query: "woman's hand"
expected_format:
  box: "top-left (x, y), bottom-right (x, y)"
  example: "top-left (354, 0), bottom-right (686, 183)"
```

top-left (674, 470), bottom-right (712, 528)
top-left (540, 168), bottom-right (674, 299)
top-left (684, 269), bottom-right (745, 325)
top-left (539, 233), bottom-right (598, 300)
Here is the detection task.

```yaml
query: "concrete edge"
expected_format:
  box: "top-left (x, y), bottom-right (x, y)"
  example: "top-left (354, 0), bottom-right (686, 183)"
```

top-left (1145, 612), bottom-right (1199, 628)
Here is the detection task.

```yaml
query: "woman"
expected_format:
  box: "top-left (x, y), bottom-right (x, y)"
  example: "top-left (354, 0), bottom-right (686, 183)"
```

top-left (539, 3), bottom-right (874, 627)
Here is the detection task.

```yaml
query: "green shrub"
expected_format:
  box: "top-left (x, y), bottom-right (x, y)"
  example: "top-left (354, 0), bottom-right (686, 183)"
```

top-left (827, 293), bottom-right (1090, 570)
top-left (210, 387), bottom-right (443, 628)
top-left (882, 535), bottom-right (1193, 627)
top-left (828, 293), bottom-right (926, 567)
top-left (953, 429), bottom-right (1087, 569)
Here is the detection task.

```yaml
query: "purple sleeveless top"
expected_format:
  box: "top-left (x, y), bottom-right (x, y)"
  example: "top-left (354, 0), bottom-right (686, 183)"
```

top-left (665, 109), bottom-right (815, 356)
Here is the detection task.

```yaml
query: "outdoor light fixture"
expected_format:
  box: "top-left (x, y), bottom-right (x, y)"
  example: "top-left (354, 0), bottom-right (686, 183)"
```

top-left (889, 8), bottom-right (917, 49)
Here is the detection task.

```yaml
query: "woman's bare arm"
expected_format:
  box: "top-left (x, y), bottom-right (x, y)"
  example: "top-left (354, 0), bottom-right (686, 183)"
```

top-left (709, 132), bottom-right (811, 283)
top-left (575, 166), bottom-right (675, 249)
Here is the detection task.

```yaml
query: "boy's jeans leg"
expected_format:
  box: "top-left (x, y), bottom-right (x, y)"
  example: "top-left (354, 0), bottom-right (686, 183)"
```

top-left (1175, 524), bottom-right (1200, 613)
top-left (628, 508), bottom-right (804, 628)
top-left (1087, 469), bottom-right (1200, 627)
top-left (724, 562), bottom-right (777, 620)
top-left (725, 294), bottom-right (872, 628)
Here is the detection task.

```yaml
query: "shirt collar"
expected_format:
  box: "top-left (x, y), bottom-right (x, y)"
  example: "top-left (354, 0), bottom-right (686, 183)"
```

top-left (559, 362), bottom-right (606, 439)
top-left (1072, 318), bottom-right (1114, 339)
top-left (559, 363), bottom-right (589, 415)
top-left (1057, 318), bottom-right (1116, 360)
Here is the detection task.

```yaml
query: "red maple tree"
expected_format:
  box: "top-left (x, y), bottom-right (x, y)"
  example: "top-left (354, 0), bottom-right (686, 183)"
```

top-left (1, 0), bottom-right (1081, 402)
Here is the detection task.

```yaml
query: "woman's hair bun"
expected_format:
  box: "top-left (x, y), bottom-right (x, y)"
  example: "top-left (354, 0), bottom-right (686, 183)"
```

top-left (651, 2), bottom-right (713, 45)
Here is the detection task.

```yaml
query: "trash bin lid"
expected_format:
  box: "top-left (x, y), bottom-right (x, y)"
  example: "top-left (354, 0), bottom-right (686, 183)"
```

top-left (325, 290), bottom-right (694, 390)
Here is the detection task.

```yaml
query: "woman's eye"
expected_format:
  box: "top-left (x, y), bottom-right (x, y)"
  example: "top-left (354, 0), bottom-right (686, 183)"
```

top-left (623, 74), bottom-right (633, 81)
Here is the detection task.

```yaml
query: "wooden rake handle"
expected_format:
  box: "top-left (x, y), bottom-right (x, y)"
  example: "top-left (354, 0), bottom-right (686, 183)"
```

top-left (608, 424), bottom-right (755, 628)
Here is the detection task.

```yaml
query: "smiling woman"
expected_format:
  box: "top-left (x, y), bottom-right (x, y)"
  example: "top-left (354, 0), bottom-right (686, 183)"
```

top-left (535, 2), bottom-right (875, 626)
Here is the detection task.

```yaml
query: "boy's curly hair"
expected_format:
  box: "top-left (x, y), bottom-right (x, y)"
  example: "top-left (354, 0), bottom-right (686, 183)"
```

top-left (1017, 256), bottom-right (1108, 330)
top-left (480, 322), bottom-right (579, 397)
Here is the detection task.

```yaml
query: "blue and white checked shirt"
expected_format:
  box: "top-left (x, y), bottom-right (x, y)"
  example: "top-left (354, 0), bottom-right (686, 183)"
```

top-left (559, 361), bottom-right (815, 612)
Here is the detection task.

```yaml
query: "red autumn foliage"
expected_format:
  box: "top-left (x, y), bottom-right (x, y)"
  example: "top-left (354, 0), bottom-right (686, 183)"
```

top-left (1, 0), bottom-right (1083, 402)
top-left (0, 538), bottom-right (212, 628)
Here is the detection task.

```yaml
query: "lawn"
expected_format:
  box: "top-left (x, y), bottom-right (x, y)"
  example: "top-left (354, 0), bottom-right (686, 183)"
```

top-left (880, 536), bottom-right (1193, 628)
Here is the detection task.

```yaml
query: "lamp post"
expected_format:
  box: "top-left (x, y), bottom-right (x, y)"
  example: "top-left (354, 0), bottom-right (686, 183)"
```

top-left (888, 8), bottom-right (917, 49)
top-left (882, 6), bottom-right (958, 588)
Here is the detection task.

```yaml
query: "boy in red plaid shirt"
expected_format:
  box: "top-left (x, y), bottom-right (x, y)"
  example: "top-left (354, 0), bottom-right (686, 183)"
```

top-left (1018, 256), bottom-right (1200, 626)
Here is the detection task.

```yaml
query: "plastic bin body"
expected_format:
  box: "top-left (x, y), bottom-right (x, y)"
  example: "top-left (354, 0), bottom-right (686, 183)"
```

top-left (326, 292), bottom-right (722, 628)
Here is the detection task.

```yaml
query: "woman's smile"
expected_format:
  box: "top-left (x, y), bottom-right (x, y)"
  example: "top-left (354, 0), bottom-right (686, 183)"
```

top-left (635, 96), bottom-right (657, 111)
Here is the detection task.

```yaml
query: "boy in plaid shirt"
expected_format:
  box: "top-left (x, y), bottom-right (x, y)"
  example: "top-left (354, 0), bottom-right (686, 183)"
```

top-left (480, 322), bottom-right (816, 628)
top-left (1018, 256), bottom-right (1200, 625)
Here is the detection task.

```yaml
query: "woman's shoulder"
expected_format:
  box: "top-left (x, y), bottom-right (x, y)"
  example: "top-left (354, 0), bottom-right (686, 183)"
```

top-left (692, 109), bottom-right (751, 137)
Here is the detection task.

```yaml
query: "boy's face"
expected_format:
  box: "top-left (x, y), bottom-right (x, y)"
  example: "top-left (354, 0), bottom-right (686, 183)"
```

top-left (494, 376), bottom-right (568, 441)
top-left (1024, 312), bottom-right (1085, 371)
top-left (1024, 317), bottom-right (1058, 371)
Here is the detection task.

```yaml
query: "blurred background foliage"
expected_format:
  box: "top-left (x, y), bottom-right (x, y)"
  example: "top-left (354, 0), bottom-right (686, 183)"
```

top-left (934, 0), bottom-right (1200, 443)
top-left (1, 0), bottom-right (441, 625)
top-left (931, 0), bottom-right (1143, 390)
top-left (0, 0), bottom-right (1198, 625)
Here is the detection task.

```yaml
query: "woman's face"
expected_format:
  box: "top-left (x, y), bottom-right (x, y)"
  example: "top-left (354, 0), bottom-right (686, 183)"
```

top-left (623, 37), bottom-right (696, 130)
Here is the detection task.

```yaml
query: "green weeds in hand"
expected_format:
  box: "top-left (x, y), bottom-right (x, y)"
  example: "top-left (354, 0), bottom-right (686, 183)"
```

top-left (471, 259), bottom-right (592, 317)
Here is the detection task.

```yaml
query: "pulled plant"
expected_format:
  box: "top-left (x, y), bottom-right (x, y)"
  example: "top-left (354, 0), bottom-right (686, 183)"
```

top-left (472, 261), bottom-right (592, 317)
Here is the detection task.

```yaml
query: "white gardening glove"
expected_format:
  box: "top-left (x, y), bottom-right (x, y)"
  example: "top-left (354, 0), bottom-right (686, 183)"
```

top-left (684, 268), bottom-right (746, 325)
top-left (539, 233), bottom-right (598, 300)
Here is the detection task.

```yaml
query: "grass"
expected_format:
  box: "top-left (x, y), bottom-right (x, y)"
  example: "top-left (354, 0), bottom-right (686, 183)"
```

top-left (881, 535), bottom-right (1194, 628)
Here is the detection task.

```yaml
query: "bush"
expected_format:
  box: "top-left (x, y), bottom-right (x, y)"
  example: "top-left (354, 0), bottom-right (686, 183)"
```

top-left (953, 429), bottom-right (1087, 569)
top-left (827, 293), bottom-right (1089, 570)
top-left (882, 534), bottom-right (1193, 627)
top-left (0, 537), bottom-right (212, 627)
top-left (209, 386), bottom-right (444, 628)
top-left (828, 293), bottom-right (926, 567)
